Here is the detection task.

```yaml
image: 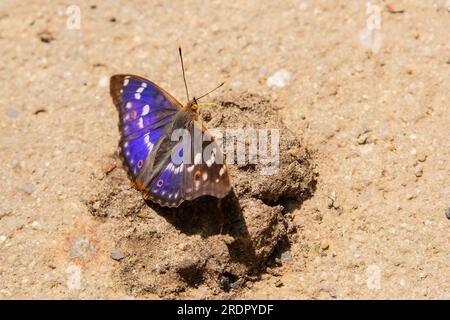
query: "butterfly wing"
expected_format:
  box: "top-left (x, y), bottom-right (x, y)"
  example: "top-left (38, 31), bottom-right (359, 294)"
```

top-left (110, 74), bottom-right (181, 182)
top-left (183, 121), bottom-right (231, 201)
top-left (143, 111), bottom-right (231, 207)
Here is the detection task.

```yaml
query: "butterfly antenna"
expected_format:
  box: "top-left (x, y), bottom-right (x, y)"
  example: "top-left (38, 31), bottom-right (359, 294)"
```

top-left (197, 81), bottom-right (226, 100)
top-left (178, 47), bottom-right (190, 102)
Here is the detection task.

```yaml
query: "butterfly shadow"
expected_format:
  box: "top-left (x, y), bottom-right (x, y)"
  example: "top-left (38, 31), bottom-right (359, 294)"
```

top-left (145, 191), bottom-right (257, 268)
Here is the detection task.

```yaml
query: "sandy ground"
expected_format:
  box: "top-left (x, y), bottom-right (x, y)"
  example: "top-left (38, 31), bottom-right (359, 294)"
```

top-left (0, 0), bottom-right (449, 299)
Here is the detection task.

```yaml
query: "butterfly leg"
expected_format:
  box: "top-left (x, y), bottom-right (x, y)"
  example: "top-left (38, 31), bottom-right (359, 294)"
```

top-left (217, 198), bottom-right (224, 234)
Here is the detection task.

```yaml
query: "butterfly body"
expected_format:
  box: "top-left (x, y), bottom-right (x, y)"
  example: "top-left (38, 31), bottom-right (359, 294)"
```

top-left (110, 74), bottom-right (231, 207)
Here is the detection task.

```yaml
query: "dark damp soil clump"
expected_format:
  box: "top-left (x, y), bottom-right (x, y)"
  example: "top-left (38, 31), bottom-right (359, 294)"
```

top-left (86, 92), bottom-right (316, 298)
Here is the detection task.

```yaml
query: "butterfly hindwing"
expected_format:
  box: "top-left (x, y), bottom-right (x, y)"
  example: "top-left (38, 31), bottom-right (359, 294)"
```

top-left (183, 120), bottom-right (231, 201)
top-left (143, 117), bottom-right (231, 207)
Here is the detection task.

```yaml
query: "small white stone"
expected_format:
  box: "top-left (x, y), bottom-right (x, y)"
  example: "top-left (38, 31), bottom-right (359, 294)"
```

top-left (99, 76), bottom-right (108, 87)
top-left (229, 80), bottom-right (242, 89)
top-left (31, 221), bottom-right (41, 230)
top-left (0, 235), bottom-right (6, 243)
top-left (266, 69), bottom-right (292, 88)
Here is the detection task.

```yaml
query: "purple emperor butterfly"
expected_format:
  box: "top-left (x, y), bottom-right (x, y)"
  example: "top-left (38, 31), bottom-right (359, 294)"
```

top-left (110, 49), bottom-right (231, 207)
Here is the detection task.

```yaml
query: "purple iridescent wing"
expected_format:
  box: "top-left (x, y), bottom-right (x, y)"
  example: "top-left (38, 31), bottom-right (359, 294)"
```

top-left (110, 74), bottom-right (181, 183)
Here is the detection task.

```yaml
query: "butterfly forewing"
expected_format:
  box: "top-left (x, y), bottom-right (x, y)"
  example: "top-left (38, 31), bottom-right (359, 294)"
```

top-left (110, 75), bottom-right (181, 180)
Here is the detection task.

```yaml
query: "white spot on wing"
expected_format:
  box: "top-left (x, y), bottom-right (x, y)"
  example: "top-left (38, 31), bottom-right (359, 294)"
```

top-left (194, 153), bottom-right (202, 164)
top-left (219, 166), bottom-right (225, 176)
top-left (144, 134), bottom-right (154, 152)
top-left (124, 78), bottom-right (129, 86)
top-left (202, 172), bottom-right (208, 181)
top-left (138, 117), bottom-right (144, 128)
top-left (135, 93), bottom-right (141, 99)
top-left (187, 165), bottom-right (194, 173)
top-left (126, 102), bottom-right (132, 109)
top-left (142, 104), bottom-right (150, 116)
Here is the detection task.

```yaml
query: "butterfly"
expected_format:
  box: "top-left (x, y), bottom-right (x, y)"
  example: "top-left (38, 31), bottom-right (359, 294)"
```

top-left (109, 50), bottom-right (231, 208)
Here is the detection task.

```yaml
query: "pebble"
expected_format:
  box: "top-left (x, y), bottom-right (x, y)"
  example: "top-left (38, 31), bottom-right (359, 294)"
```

top-left (274, 279), bottom-right (283, 287)
top-left (314, 211), bottom-right (323, 222)
top-left (31, 221), bottom-right (41, 230)
top-left (5, 108), bottom-right (19, 118)
top-left (38, 30), bottom-right (55, 43)
top-left (219, 276), bottom-right (231, 292)
top-left (280, 250), bottom-right (293, 263)
top-left (92, 201), bottom-right (100, 211)
top-left (229, 80), bottom-right (242, 90)
top-left (328, 290), bottom-right (337, 298)
top-left (414, 167), bottom-right (423, 177)
top-left (327, 198), bottom-right (334, 209)
top-left (357, 134), bottom-right (368, 145)
top-left (445, 207), bottom-right (450, 220)
top-left (98, 76), bottom-right (109, 87)
top-left (406, 193), bottom-right (416, 200)
top-left (266, 69), bottom-right (292, 88)
top-left (230, 278), bottom-right (244, 290)
top-left (321, 240), bottom-right (330, 250)
top-left (23, 186), bottom-right (34, 195)
top-left (417, 153), bottom-right (427, 162)
top-left (110, 249), bottom-right (125, 261)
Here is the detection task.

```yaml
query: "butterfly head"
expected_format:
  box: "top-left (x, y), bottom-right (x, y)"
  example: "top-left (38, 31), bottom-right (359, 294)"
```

top-left (188, 97), bottom-right (200, 112)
